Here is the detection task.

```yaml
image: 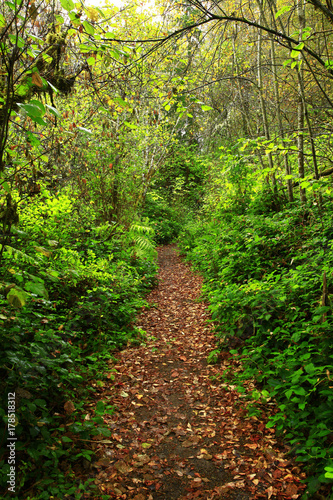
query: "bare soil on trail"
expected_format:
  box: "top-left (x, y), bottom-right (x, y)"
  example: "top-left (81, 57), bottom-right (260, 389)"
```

top-left (93, 245), bottom-right (306, 499)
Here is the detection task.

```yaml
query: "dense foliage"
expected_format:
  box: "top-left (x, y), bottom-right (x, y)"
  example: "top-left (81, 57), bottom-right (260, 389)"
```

top-left (178, 147), bottom-right (333, 498)
top-left (0, 191), bottom-right (158, 498)
top-left (1, 0), bottom-right (333, 496)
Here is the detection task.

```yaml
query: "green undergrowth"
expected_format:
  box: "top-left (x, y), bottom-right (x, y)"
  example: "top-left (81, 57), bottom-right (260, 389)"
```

top-left (178, 201), bottom-right (333, 498)
top-left (0, 192), bottom-right (157, 499)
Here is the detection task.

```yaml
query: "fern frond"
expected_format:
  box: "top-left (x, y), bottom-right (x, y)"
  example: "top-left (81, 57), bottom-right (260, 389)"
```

top-left (127, 223), bottom-right (157, 260)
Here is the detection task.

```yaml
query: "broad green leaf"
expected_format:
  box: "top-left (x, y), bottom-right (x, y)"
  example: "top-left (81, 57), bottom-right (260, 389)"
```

top-left (79, 43), bottom-right (94, 53)
top-left (201, 105), bottom-right (213, 111)
top-left (18, 103), bottom-right (44, 118)
top-left (291, 45), bottom-right (303, 58)
top-left (30, 99), bottom-right (45, 113)
top-left (32, 116), bottom-right (48, 126)
top-left (60, 0), bottom-right (74, 12)
top-left (304, 363), bottom-right (315, 374)
top-left (24, 281), bottom-right (48, 299)
top-left (86, 56), bottom-right (96, 66)
top-left (0, 14), bottom-right (6, 27)
top-left (83, 20), bottom-right (95, 35)
top-left (285, 389), bottom-right (293, 400)
top-left (7, 287), bottom-right (27, 308)
top-left (1, 182), bottom-right (10, 193)
top-left (275, 5), bottom-right (291, 18)
top-left (8, 34), bottom-right (25, 48)
top-left (110, 49), bottom-right (120, 60)
top-left (62, 436), bottom-right (73, 443)
top-left (114, 96), bottom-right (130, 108)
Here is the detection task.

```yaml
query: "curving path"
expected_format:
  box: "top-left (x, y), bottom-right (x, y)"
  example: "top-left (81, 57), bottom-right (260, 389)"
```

top-left (93, 245), bottom-right (305, 499)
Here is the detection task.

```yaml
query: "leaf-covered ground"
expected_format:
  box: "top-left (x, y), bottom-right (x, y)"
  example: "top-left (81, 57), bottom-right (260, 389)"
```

top-left (93, 245), bottom-right (306, 499)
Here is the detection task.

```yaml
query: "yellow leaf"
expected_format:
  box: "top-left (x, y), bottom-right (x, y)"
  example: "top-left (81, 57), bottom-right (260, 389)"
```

top-left (34, 246), bottom-right (51, 257)
top-left (32, 72), bottom-right (43, 88)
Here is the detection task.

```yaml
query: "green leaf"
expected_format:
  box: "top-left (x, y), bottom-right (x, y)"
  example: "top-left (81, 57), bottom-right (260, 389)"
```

top-left (201, 105), bottom-right (213, 111)
top-left (32, 116), bottom-right (48, 126)
top-left (96, 401), bottom-right (105, 414)
top-left (285, 389), bottom-right (293, 399)
top-left (325, 467), bottom-right (333, 479)
top-left (7, 287), bottom-right (27, 308)
top-left (275, 5), bottom-right (291, 18)
top-left (76, 126), bottom-right (92, 134)
top-left (124, 121), bottom-right (137, 129)
top-left (62, 436), bottom-right (73, 443)
top-left (304, 363), bottom-right (315, 374)
top-left (18, 102), bottom-right (44, 118)
top-left (60, 0), bottom-right (74, 12)
top-left (114, 97), bottom-right (130, 108)
top-left (86, 56), bottom-right (96, 66)
top-left (47, 80), bottom-right (59, 94)
top-left (24, 281), bottom-right (48, 299)
top-left (83, 20), bottom-right (95, 35)
top-left (42, 53), bottom-right (53, 64)
top-left (1, 181), bottom-right (11, 193)
top-left (79, 43), bottom-right (91, 53)
top-left (291, 331), bottom-right (301, 343)
top-left (45, 104), bottom-right (61, 118)
top-left (294, 387), bottom-right (306, 396)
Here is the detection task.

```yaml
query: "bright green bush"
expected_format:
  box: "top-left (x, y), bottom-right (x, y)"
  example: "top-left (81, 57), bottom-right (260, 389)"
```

top-left (178, 201), bottom-right (333, 498)
top-left (0, 192), bottom-right (157, 498)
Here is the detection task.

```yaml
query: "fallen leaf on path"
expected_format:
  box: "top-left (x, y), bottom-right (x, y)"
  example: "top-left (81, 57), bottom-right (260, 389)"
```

top-left (114, 460), bottom-right (133, 474)
top-left (182, 435), bottom-right (200, 447)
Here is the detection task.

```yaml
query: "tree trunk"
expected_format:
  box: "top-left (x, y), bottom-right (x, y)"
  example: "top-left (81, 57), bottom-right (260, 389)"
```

top-left (257, 13), bottom-right (276, 192)
top-left (297, 0), bottom-right (307, 203)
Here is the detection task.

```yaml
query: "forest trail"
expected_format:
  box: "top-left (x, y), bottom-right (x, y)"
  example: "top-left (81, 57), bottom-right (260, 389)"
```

top-left (94, 245), bottom-right (305, 499)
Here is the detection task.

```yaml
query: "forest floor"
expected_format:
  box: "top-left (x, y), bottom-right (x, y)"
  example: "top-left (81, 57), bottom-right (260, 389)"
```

top-left (92, 245), bottom-right (306, 499)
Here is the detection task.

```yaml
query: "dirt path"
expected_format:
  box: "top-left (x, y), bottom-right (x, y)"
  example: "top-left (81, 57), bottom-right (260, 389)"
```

top-left (94, 246), bottom-right (305, 499)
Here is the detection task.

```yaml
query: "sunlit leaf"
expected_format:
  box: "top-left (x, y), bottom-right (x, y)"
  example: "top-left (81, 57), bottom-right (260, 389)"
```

top-left (83, 20), bottom-right (95, 35)
top-left (45, 104), bottom-right (61, 118)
